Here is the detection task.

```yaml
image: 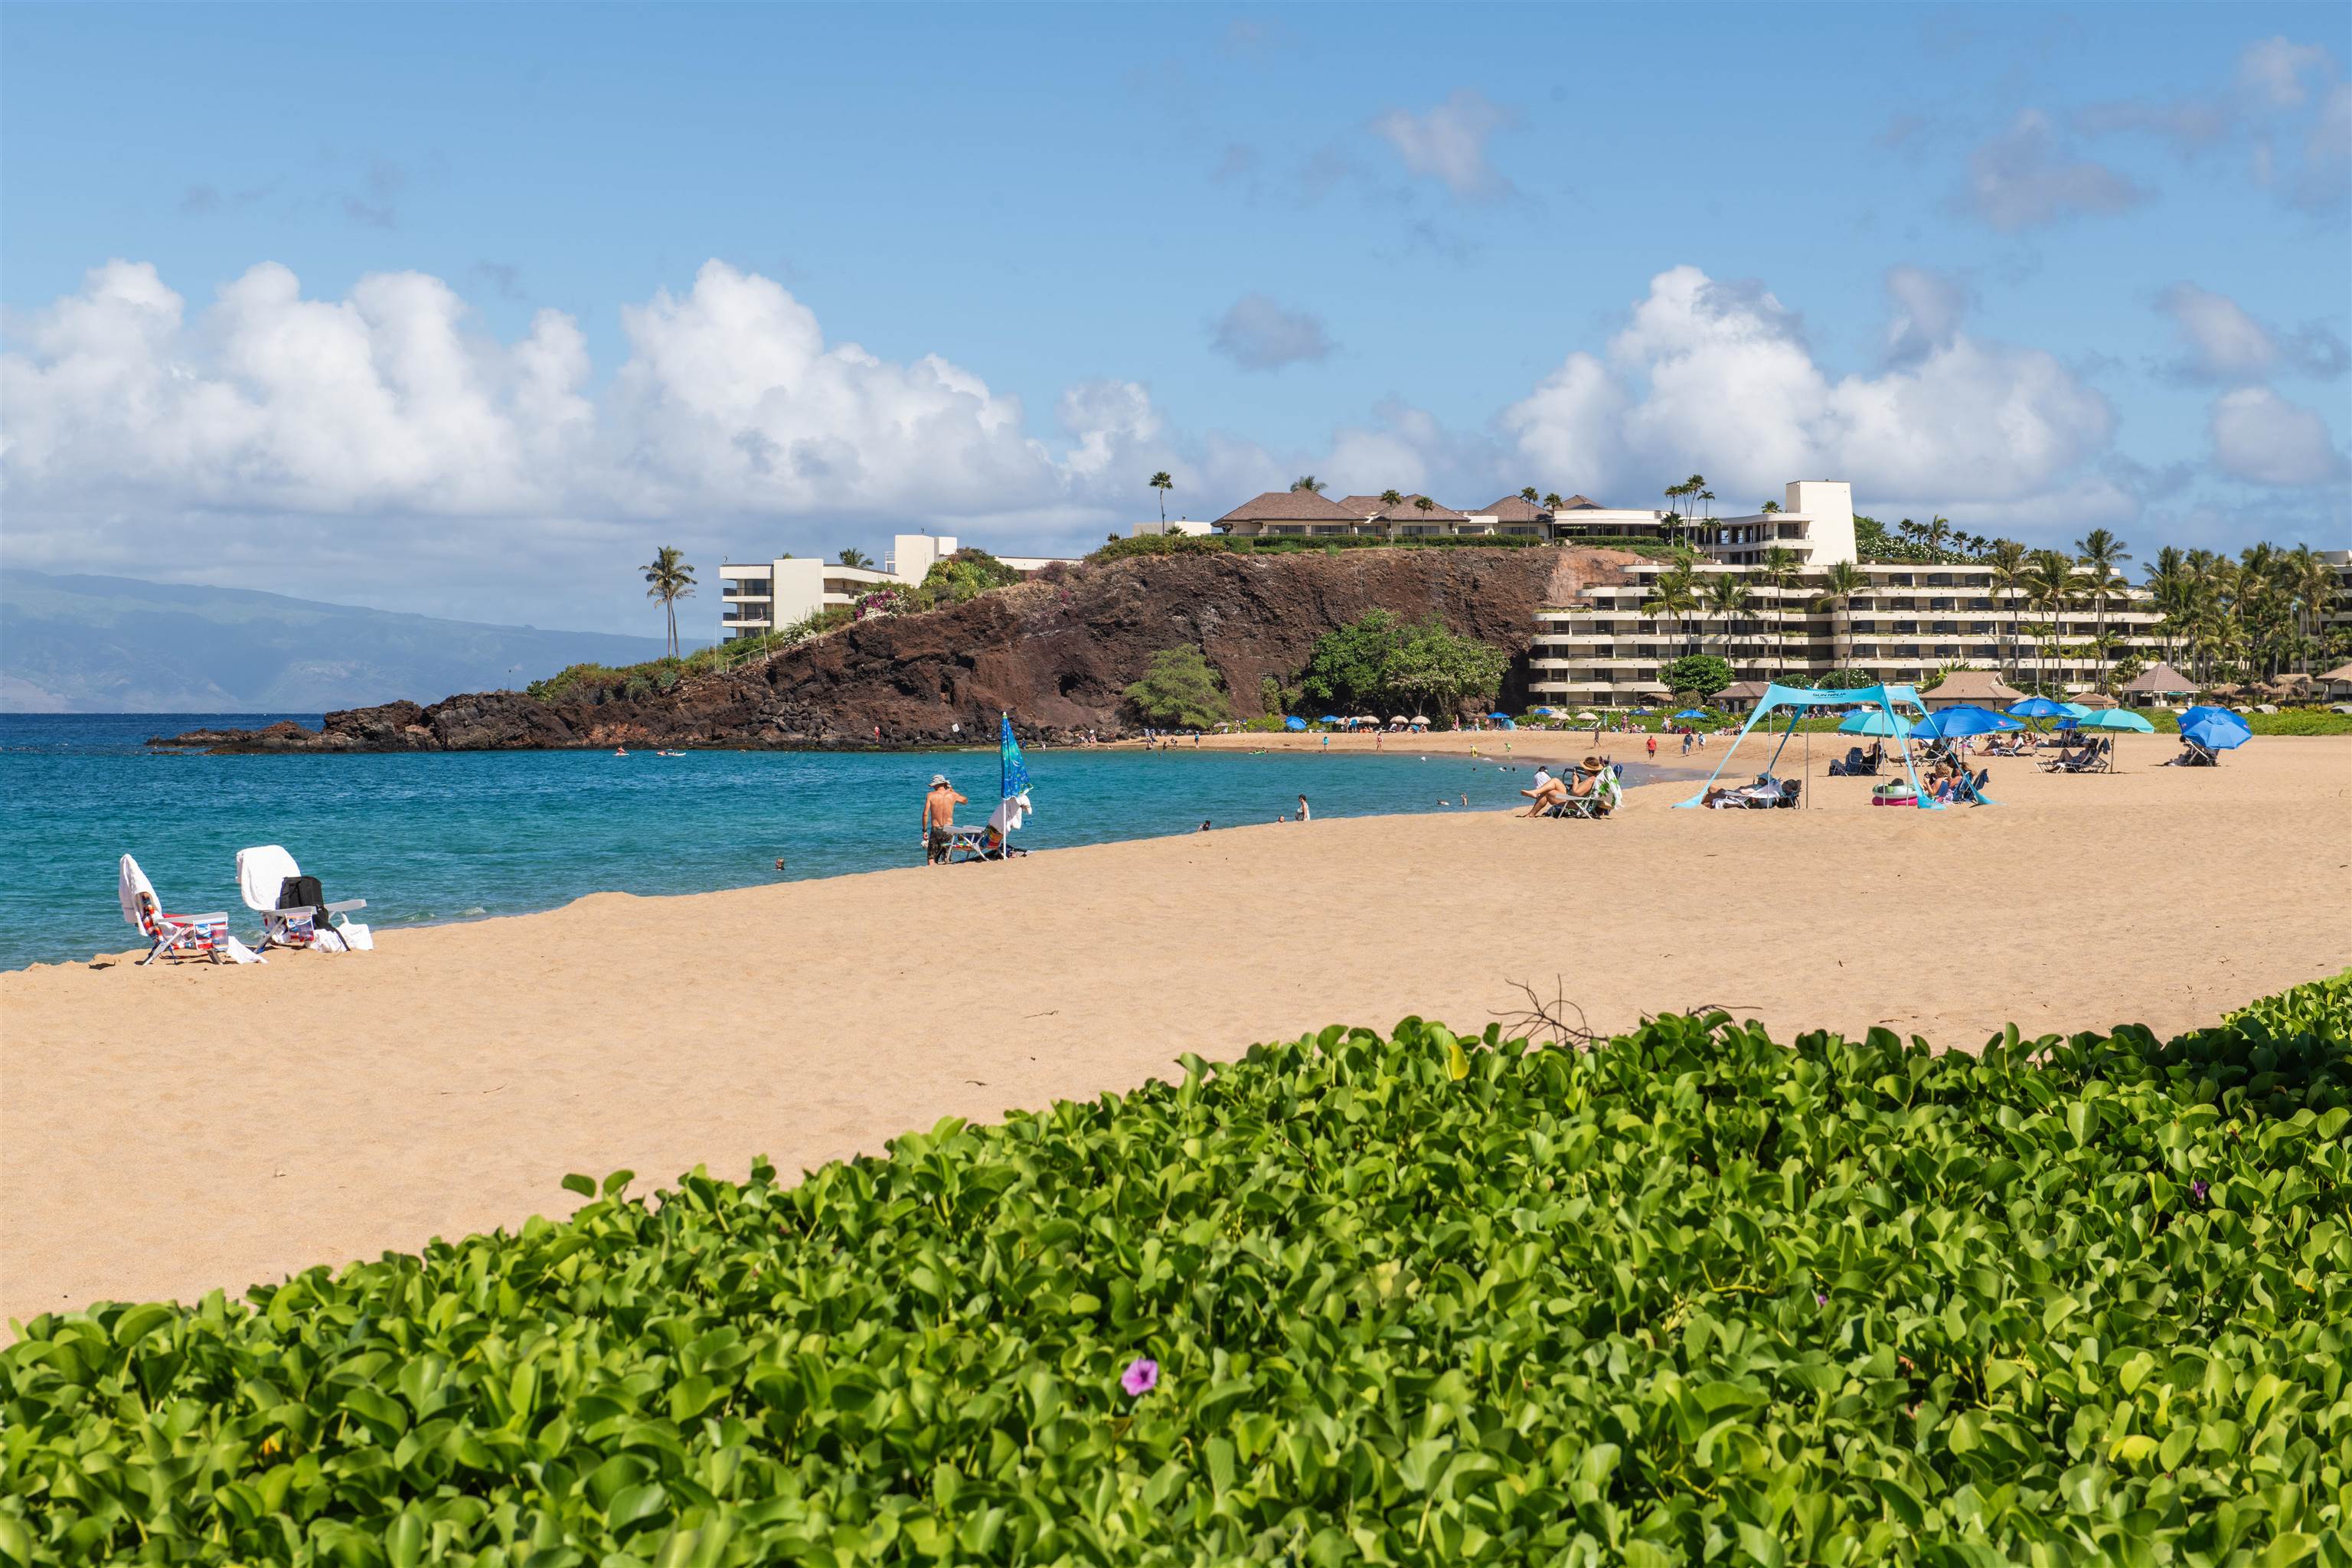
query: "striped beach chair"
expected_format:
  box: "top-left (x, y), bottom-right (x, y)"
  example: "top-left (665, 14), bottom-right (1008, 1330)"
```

top-left (118, 854), bottom-right (262, 965)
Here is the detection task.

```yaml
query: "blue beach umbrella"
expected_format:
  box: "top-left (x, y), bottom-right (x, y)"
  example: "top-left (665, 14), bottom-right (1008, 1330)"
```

top-left (2181, 716), bottom-right (2251, 752)
top-left (1838, 709), bottom-right (1919, 737)
top-left (1318, 715), bottom-right (1341, 724)
top-left (2058, 702), bottom-right (2096, 719)
top-left (1282, 716), bottom-right (1307, 731)
top-left (2180, 704), bottom-right (2250, 737)
top-left (1488, 712), bottom-right (1512, 719)
top-left (2007, 697), bottom-right (2066, 717)
top-left (999, 713), bottom-right (1030, 802)
top-left (1913, 705), bottom-right (2021, 739)
top-left (1672, 708), bottom-right (1710, 720)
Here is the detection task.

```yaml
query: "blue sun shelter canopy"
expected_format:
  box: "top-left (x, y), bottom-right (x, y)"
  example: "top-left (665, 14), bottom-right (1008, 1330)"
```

top-left (1283, 716), bottom-right (1307, 731)
top-left (1676, 682), bottom-right (1945, 808)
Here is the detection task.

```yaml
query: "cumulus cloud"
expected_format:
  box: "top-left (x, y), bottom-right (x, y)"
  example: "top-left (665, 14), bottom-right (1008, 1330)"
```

top-left (1881, 266), bottom-right (1971, 366)
top-left (1208, 294), bottom-right (1335, 371)
top-left (2238, 36), bottom-right (2334, 109)
top-left (1369, 90), bottom-right (1514, 201)
top-left (1958, 109), bottom-right (2148, 231)
top-left (1501, 264), bottom-right (2115, 515)
top-left (2157, 282), bottom-right (2350, 384)
top-left (2208, 387), bottom-right (2350, 486)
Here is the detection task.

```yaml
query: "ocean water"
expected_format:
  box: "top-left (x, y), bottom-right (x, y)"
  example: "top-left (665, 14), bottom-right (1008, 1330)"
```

top-left (0, 715), bottom-right (1651, 972)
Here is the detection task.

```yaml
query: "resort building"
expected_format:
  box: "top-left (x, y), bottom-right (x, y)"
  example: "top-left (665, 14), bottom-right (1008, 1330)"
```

top-left (721, 533), bottom-right (1081, 642)
top-left (1213, 476), bottom-right (2190, 707)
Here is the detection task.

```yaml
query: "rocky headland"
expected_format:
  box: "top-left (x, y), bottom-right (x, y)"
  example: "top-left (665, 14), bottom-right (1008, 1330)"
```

top-left (153, 546), bottom-right (1641, 753)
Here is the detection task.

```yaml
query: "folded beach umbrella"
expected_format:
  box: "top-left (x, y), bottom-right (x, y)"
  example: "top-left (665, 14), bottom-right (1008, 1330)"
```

top-left (1913, 705), bottom-right (2020, 738)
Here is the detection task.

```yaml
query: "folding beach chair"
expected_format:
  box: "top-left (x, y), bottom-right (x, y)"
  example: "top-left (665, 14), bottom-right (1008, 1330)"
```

top-left (237, 844), bottom-right (371, 952)
top-left (119, 854), bottom-right (262, 965)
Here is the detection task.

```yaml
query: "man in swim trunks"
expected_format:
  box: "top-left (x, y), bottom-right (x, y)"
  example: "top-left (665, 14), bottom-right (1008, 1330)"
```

top-left (923, 773), bottom-right (966, 864)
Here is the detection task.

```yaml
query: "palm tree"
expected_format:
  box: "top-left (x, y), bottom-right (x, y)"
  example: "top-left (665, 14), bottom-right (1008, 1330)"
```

top-left (838, 547), bottom-right (875, 570)
top-left (1984, 538), bottom-right (2029, 687)
top-left (2023, 549), bottom-right (2076, 694)
top-left (1543, 492), bottom-right (1564, 511)
top-left (641, 546), bottom-right (696, 658)
top-left (1149, 470), bottom-right (1174, 524)
top-left (1642, 563), bottom-right (1702, 658)
top-left (1380, 488), bottom-right (1403, 506)
top-left (1760, 546), bottom-right (1799, 678)
top-left (1412, 495), bottom-right (1436, 526)
top-left (1923, 515), bottom-right (1953, 558)
top-left (1760, 499), bottom-right (1780, 514)
top-left (2074, 528), bottom-right (2131, 669)
top-left (1702, 573), bottom-right (1752, 668)
top-left (1519, 486), bottom-right (1540, 505)
top-left (1811, 560), bottom-right (1867, 675)
top-left (1290, 475), bottom-right (1325, 494)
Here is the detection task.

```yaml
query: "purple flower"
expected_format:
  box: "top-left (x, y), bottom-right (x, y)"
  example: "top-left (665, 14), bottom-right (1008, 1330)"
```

top-left (2190, 1179), bottom-right (2209, 1204)
top-left (1815, 1292), bottom-right (1828, 1307)
top-left (1121, 1357), bottom-right (1158, 1397)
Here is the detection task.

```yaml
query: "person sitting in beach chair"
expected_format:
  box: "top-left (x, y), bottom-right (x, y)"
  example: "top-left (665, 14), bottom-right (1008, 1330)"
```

top-left (2162, 738), bottom-right (2220, 767)
top-left (1521, 771), bottom-right (1570, 817)
top-left (1548, 759), bottom-right (1619, 818)
top-left (237, 844), bottom-right (371, 952)
top-left (119, 854), bottom-right (263, 965)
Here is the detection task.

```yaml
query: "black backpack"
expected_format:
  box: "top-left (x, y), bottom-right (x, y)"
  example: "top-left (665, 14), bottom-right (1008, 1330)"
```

top-left (278, 874), bottom-right (325, 913)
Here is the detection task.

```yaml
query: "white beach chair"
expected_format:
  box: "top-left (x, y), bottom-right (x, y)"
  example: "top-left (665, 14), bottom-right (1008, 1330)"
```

top-left (119, 854), bottom-right (263, 965)
top-left (237, 844), bottom-right (372, 952)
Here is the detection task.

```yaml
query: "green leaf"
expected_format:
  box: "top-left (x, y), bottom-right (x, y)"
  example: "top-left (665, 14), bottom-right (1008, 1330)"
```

top-left (560, 1173), bottom-right (596, 1197)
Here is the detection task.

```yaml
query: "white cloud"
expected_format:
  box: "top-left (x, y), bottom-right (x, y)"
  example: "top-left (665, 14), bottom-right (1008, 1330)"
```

top-left (2208, 387), bottom-right (2349, 486)
top-left (1208, 294), bottom-right (1335, 371)
top-left (1881, 265), bottom-right (1971, 366)
top-left (1369, 90), bottom-right (1514, 201)
top-left (2237, 36), bottom-right (2334, 109)
top-left (1959, 109), bottom-right (2147, 231)
top-left (2156, 282), bottom-right (2350, 383)
top-left (1502, 264), bottom-right (2115, 513)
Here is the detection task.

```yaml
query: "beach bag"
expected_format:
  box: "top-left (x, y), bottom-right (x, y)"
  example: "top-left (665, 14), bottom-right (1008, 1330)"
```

top-left (277, 874), bottom-right (325, 914)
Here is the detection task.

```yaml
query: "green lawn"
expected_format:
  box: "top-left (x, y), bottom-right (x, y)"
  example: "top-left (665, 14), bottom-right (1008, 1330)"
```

top-left (6, 977), bottom-right (2349, 1565)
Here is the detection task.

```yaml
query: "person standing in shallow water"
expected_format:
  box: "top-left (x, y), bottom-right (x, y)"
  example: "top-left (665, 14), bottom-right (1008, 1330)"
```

top-left (1297, 794), bottom-right (1311, 821)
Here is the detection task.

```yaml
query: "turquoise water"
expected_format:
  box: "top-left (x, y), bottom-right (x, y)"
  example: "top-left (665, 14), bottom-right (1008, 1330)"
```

top-left (0, 715), bottom-right (1651, 972)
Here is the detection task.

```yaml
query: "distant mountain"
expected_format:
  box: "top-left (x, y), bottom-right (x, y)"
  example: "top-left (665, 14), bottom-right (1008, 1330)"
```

top-left (0, 569), bottom-right (683, 713)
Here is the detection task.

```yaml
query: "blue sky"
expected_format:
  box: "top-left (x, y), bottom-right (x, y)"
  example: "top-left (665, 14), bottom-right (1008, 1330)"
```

top-left (3, 2), bottom-right (2346, 632)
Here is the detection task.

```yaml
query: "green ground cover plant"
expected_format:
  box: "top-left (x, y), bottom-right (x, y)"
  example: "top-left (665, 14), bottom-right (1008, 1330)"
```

top-left (5, 975), bottom-right (2349, 1566)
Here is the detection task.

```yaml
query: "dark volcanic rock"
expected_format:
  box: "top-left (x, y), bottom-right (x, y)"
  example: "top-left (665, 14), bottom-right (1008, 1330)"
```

top-left (154, 547), bottom-right (1641, 753)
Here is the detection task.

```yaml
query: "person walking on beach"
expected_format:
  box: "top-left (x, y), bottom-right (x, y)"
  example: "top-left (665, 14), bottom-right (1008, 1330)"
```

top-left (922, 773), bottom-right (966, 864)
top-left (1646, 733), bottom-right (1658, 762)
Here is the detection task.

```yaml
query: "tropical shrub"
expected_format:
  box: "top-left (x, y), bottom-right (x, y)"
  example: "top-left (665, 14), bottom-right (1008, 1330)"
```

top-left (1658, 655), bottom-right (1732, 703)
top-left (5, 976), bottom-right (2350, 1565)
top-left (1299, 610), bottom-right (1508, 720)
top-left (1121, 647), bottom-right (1232, 730)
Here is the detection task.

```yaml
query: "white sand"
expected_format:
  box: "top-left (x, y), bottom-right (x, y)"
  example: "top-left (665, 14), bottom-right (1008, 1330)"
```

top-left (3, 735), bottom-right (2346, 1327)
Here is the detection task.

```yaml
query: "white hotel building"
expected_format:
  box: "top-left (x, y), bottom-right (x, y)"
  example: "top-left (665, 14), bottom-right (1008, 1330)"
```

top-left (1214, 479), bottom-right (2186, 707)
top-left (720, 534), bottom-right (1080, 642)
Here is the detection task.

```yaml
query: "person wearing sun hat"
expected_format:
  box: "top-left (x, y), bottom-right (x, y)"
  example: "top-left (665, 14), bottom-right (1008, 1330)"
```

top-left (922, 773), bottom-right (966, 864)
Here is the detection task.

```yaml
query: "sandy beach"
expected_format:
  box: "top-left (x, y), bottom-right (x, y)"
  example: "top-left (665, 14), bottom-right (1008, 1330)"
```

top-left (4, 736), bottom-right (2347, 1327)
